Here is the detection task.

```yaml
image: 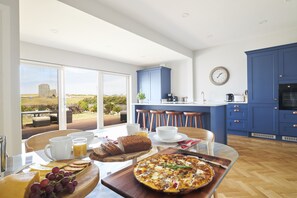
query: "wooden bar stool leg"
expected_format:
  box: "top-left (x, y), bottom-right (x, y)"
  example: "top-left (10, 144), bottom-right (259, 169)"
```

top-left (162, 114), bottom-right (166, 126)
top-left (147, 113), bottom-right (150, 128)
top-left (150, 114), bottom-right (154, 132)
top-left (174, 115), bottom-right (177, 126)
top-left (185, 116), bottom-right (188, 127)
top-left (194, 116), bottom-right (198, 128)
top-left (179, 115), bottom-right (182, 127)
top-left (190, 116), bottom-right (193, 127)
top-left (137, 112), bottom-right (140, 124)
top-left (142, 113), bottom-right (146, 128)
top-left (167, 115), bottom-right (170, 126)
top-left (199, 116), bottom-right (203, 128)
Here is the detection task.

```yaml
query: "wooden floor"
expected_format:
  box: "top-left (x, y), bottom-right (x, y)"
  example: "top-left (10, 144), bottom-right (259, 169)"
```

top-left (217, 135), bottom-right (297, 198)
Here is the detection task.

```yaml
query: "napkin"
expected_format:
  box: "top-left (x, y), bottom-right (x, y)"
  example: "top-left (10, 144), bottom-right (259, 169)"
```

top-left (178, 139), bottom-right (201, 149)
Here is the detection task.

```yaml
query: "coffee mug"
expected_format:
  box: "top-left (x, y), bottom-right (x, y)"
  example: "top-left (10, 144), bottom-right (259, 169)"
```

top-left (126, 123), bottom-right (140, 135)
top-left (44, 136), bottom-right (72, 160)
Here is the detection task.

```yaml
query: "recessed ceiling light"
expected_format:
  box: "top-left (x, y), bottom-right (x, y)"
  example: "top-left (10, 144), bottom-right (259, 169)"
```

top-left (182, 12), bottom-right (190, 18)
top-left (207, 34), bottom-right (214, 38)
top-left (50, 28), bottom-right (59, 34)
top-left (259, 19), bottom-right (268, 25)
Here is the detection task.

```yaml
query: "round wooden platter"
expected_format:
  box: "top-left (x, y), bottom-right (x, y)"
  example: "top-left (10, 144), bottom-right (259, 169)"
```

top-left (64, 161), bottom-right (99, 198)
top-left (26, 160), bottom-right (100, 198)
top-left (91, 149), bottom-right (152, 162)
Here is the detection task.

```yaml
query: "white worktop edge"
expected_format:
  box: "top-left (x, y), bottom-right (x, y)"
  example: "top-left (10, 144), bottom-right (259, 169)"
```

top-left (132, 102), bottom-right (227, 107)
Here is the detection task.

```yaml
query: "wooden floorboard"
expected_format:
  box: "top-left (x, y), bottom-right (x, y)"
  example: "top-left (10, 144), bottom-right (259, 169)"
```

top-left (217, 135), bottom-right (297, 198)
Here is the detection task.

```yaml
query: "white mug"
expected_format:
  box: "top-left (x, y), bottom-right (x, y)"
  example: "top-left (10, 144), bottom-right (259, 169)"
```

top-left (44, 136), bottom-right (72, 160)
top-left (126, 123), bottom-right (140, 135)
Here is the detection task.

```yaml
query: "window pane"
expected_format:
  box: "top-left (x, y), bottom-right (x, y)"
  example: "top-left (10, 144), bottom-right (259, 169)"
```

top-left (65, 68), bottom-right (98, 130)
top-left (20, 63), bottom-right (59, 139)
top-left (103, 74), bottom-right (127, 126)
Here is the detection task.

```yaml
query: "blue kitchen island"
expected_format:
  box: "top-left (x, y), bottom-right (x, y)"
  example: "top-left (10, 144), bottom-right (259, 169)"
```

top-left (132, 102), bottom-right (227, 144)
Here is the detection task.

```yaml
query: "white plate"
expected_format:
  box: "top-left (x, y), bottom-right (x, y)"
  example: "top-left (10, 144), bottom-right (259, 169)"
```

top-left (149, 133), bottom-right (188, 143)
top-left (88, 137), bottom-right (102, 150)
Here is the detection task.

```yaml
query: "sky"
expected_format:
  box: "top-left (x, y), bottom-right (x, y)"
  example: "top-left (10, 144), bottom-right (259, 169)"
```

top-left (20, 63), bottom-right (127, 95)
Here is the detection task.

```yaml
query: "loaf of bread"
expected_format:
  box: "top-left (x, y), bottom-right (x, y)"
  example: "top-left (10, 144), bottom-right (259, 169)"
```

top-left (117, 135), bottom-right (152, 153)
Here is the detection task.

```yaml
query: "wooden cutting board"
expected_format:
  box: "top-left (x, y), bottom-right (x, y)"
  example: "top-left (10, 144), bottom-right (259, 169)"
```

top-left (101, 148), bottom-right (231, 198)
top-left (64, 161), bottom-right (99, 198)
top-left (90, 149), bottom-right (152, 162)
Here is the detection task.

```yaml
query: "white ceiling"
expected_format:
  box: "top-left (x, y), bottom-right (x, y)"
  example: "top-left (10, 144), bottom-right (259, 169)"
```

top-left (20, 0), bottom-right (188, 66)
top-left (96, 0), bottom-right (297, 50)
top-left (20, 0), bottom-right (297, 66)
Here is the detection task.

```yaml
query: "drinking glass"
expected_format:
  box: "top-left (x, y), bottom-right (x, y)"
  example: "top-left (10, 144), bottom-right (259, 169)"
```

top-left (135, 128), bottom-right (149, 137)
top-left (72, 137), bottom-right (87, 158)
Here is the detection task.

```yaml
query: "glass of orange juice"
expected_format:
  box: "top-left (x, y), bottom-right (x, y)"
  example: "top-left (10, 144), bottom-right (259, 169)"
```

top-left (72, 137), bottom-right (87, 158)
top-left (135, 128), bottom-right (148, 137)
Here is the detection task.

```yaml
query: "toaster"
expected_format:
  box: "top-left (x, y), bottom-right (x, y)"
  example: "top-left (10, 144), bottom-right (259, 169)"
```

top-left (233, 94), bottom-right (245, 102)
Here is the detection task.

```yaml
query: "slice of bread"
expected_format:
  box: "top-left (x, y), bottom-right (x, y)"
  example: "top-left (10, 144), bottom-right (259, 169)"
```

top-left (101, 142), bottom-right (123, 156)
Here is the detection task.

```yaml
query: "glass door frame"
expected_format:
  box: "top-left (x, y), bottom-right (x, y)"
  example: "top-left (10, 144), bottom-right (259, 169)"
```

top-left (21, 59), bottom-right (132, 131)
top-left (20, 59), bottom-right (67, 130)
top-left (101, 71), bottom-right (131, 127)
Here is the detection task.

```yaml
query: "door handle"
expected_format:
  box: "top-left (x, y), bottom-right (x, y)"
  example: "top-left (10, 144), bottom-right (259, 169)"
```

top-left (274, 107), bottom-right (278, 110)
top-left (279, 74), bottom-right (283, 77)
top-left (233, 120), bottom-right (240, 123)
top-left (293, 112), bottom-right (297, 115)
top-left (293, 124), bottom-right (297, 128)
top-left (233, 109), bottom-right (240, 112)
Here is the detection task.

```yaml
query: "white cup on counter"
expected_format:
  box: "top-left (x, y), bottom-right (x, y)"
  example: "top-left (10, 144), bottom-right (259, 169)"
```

top-left (44, 136), bottom-right (72, 160)
top-left (126, 123), bottom-right (140, 135)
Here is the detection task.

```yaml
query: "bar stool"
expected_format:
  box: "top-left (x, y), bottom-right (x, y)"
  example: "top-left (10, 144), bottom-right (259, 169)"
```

top-left (165, 111), bottom-right (183, 127)
top-left (136, 109), bottom-right (150, 128)
top-left (149, 110), bottom-right (166, 132)
top-left (183, 112), bottom-right (204, 128)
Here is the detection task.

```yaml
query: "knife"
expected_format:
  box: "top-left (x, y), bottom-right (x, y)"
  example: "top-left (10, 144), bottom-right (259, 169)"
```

top-left (196, 157), bottom-right (228, 169)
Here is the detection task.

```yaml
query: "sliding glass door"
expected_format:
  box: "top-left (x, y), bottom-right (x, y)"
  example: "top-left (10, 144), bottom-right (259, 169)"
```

top-left (103, 73), bottom-right (128, 126)
top-left (20, 62), bottom-right (59, 139)
top-left (65, 68), bottom-right (98, 130)
top-left (20, 61), bottom-right (130, 139)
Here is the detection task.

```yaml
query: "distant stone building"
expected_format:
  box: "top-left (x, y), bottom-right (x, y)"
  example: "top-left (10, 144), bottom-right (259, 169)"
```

top-left (39, 84), bottom-right (56, 98)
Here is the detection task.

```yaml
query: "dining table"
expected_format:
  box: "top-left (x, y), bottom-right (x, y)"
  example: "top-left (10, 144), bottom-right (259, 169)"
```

top-left (4, 126), bottom-right (239, 197)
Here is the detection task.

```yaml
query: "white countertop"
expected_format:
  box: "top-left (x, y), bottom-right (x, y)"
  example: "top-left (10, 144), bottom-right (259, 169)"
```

top-left (132, 102), bottom-right (227, 107)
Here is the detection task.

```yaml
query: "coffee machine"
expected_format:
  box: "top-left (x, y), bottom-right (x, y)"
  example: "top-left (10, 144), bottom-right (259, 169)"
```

top-left (167, 93), bottom-right (173, 102)
top-left (226, 93), bottom-right (234, 102)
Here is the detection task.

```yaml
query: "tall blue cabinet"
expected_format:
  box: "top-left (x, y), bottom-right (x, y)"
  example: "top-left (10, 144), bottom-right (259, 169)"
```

top-left (246, 42), bottom-right (297, 140)
top-left (246, 50), bottom-right (279, 135)
top-left (137, 67), bottom-right (171, 103)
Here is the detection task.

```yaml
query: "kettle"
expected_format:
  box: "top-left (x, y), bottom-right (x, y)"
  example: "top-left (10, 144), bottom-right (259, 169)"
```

top-left (226, 93), bottom-right (234, 102)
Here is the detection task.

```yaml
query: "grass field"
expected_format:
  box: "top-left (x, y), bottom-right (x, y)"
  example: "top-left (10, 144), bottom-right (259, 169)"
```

top-left (21, 95), bottom-right (96, 106)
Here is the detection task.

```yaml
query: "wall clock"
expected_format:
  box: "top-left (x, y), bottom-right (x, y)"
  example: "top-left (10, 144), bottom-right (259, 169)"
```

top-left (209, 66), bottom-right (230, 85)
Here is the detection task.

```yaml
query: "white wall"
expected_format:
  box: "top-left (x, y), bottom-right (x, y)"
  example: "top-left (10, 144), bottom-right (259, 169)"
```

top-left (194, 28), bottom-right (297, 102)
top-left (0, 0), bottom-right (21, 155)
top-left (21, 41), bottom-right (140, 103)
top-left (164, 59), bottom-right (193, 101)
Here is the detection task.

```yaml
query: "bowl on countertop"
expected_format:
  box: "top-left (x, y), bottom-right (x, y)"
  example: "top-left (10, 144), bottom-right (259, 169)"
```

top-left (67, 131), bottom-right (94, 145)
top-left (156, 126), bottom-right (178, 140)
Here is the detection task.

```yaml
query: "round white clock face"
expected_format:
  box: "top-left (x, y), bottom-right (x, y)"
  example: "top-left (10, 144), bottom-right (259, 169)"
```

top-left (209, 67), bottom-right (229, 85)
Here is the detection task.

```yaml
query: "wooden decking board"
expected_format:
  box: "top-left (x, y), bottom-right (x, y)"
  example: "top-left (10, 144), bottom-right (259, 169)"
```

top-left (217, 135), bottom-right (297, 198)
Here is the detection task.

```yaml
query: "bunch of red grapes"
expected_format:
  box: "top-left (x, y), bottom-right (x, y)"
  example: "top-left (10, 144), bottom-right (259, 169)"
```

top-left (29, 167), bottom-right (78, 198)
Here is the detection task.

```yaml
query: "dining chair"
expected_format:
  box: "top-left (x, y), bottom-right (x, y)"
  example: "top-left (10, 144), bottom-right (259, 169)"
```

top-left (25, 129), bottom-right (82, 152)
top-left (177, 127), bottom-right (215, 155)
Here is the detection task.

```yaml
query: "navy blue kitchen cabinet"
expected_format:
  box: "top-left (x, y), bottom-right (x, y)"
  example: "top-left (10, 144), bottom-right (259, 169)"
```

top-left (246, 43), bottom-right (297, 141)
top-left (226, 104), bottom-right (248, 136)
top-left (248, 104), bottom-right (278, 135)
top-left (247, 50), bottom-right (278, 104)
top-left (137, 67), bottom-right (171, 103)
top-left (279, 45), bottom-right (297, 83)
top-left (279, 110), bottom-right (297, 137)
